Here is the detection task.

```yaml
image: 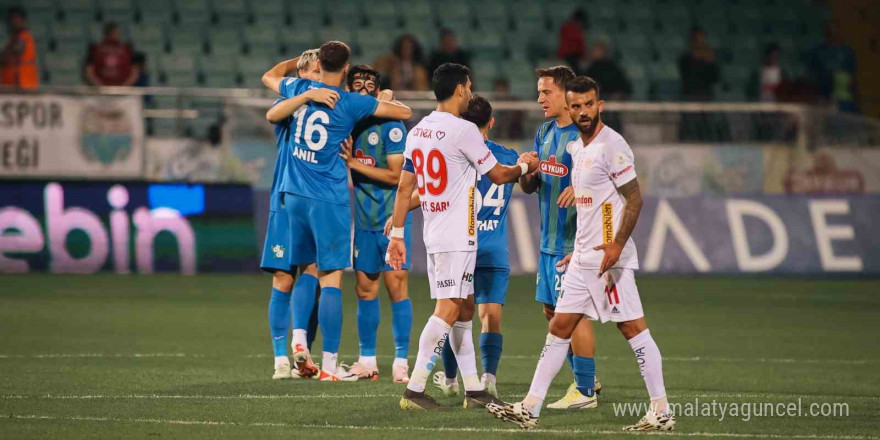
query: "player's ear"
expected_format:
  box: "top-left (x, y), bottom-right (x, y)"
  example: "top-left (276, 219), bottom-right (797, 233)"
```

top-left (598, 99), bottom-right (605, 114)
top-left (488, 116), bottom-right (495, 131)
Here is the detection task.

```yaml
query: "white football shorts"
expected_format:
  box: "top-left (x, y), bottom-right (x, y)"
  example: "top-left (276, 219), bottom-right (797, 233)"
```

top-left (557, 267), bottom-right (644, 323)
top-left (427, 251), bottom-right (476, 300)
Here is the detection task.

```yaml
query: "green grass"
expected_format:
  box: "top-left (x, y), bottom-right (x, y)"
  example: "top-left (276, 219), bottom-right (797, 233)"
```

top-left (0, 274), bottom-right (877, 439)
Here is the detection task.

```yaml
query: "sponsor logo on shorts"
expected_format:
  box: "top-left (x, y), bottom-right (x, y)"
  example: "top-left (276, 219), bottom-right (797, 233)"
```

top-left (271, 244), bottom-right (285, 258)
top-left (461, 272), bottom-right (474, 283)
top-left (539, 155), bottom-right (569, 177)
top-left (467, 186), bottom-right (476, 237)
top-left (437, 279), bottom-right (456, 288)
top-left (601, 202), bottom-right (614, 244)
top-left (354, 149), bottom-right (376, 166)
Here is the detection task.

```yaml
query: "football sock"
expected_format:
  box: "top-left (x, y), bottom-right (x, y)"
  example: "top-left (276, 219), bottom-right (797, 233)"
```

top-left (358, 355), bottom-right (377, 370)
top-left (268, 288), bottom-right (291, 357)
top-left (406, 316), bottom-right (451, 393)
top-left (479, 332), bottom-right (503, 377)
top-left (292, 329), bottom-right (308, 350)
top-left (318, 287), bottom-right (343, 360)
top-left (357, 297), bottom-right (380, 358)
top-left (306, 299), bottom-right (319, 351)
top-left (291, 273), bottom-right (318, 347)
top-left (628, 329), bottom-right (669, 415)
top-left (391, 299), bottom-right (412, 360)
top-left (441, 335), bottom-right (458, 379)
top-left (525, 333), bottom-right (571, 416)
top-left (322, 352), bottom-right (338, 374)
top-left (448, 320), bottom-right (481, 391)
top-left (572, 355), bottom-right (596, 397)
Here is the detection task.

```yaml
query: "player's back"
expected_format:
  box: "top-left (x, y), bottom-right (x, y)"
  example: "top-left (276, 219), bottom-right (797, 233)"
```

top-left (268, 98), bottom-right (292, 211)
top-left (405, 111), bottom-right (497, 255)
top-left (475, 140), bottom-right (519, 269)
top-left (277, 77), bottom-right (378, 206)
top-left (534, 120), bottom-right (580, 255)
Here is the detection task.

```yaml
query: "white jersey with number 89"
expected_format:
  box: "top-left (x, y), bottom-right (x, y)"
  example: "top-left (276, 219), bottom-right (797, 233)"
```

top-left (404, 111), bottom-right (498, 254)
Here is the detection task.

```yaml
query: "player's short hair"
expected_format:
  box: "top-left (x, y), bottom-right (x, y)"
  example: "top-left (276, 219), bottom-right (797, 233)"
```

top-left (535, 65), bottom-right (575, 90)
top-left (7, 6), bottom-right (25, 19)
top-left (432, 63), bottom-right (470, 102)
top-left (297, 49), bottom-right (320, 71)
top-left (104, 22), bottom-right (119, 36)
top-left (462, 95), bottom-right (492, 128)
top-left (565, 76), bottom-right (600, 98)
top-left (318, 41), bottom-right (351, 73)
top-left (347, 64), bottom-right (380, 89)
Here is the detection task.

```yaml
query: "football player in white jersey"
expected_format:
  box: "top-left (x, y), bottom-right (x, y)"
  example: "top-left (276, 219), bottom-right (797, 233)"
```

top-left (487, 77), bottom-right (675, 431)
top-left (386, 63), bottom-right (539, 410)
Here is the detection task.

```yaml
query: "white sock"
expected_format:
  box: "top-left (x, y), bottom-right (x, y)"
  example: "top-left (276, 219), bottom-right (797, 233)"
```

top-left (448, 320), bottom-right (482, 392)
top-left (526, 333), bottom-right (572, 402)
top-left (393, 357), bottom-right (408, 368)
top-left (274, 356), bottom-right (289, 367)
top-left (445, 376), bottom-right (457, 386)
top-left (483, 372), bottom-right (496, 385)
top-left (628, 329), bottom-right (668, 415)
top-left (358, 355), bottom-right (377, 370)
top-left (292, 329), bottom-right (308, 350)
top-left (407, 316), bottom-right (451, 393)
top-left (523, 394), bottom-right (544, 417)
top-left (322, 352), bottom-right (338, 374)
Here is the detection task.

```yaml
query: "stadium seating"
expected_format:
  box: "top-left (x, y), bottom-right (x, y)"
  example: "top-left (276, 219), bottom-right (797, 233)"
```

top-left (13, 0), bottom-right (828, 101)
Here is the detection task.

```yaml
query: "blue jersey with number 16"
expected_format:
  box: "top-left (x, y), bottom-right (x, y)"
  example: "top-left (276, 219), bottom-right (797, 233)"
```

top-left (278, 77), bottom-right (379, 206)
top-left (476, 140), bottom-right (520, 269)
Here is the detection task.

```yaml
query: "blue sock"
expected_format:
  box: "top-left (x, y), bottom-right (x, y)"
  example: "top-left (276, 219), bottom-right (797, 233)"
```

top-left (572, 355), bottom-right (596, 397)
top-left (479, 332), bottom-right (503, 376)
top-left (391, 299), bottom-right (412, 359)
top-left (268, 288), bottom-right (291, 357)
top-left (441, 335), bottom-right (458, 379)
top-left (318, 287), bottom-right (343, 353)
top-left (567, 351), bottom-right (574, 371)
top-left (357, 297), bottom-right (380, 357)
top-left (291, 274), bottom-right (318, 331)
top-left (306, 298), bottom-right (319, 351)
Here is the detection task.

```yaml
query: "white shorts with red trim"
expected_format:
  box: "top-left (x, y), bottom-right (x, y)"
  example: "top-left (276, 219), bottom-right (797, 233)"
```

top-left (557, 267), bottom-right (644, 323)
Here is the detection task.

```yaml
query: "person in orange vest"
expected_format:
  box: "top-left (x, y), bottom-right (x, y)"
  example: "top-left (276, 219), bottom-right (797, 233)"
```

top-left (2, 7), bottom-right (39, 89)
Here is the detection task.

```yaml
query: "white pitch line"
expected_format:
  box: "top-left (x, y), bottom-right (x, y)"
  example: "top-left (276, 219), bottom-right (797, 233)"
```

top-left (3, 353), bottom-right (874, 365)
top-left (2, 414), bottom-right (877, 440)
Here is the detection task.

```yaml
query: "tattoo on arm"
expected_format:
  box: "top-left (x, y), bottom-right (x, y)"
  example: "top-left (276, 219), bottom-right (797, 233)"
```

top-left (614, 178), bottom-right (643, 246)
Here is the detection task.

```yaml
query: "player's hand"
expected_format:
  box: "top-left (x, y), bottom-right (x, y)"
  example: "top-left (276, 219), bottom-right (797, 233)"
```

top-left (338, 137), bottom-right (354, 164)
top-left (306, 88), bottom-right (340, 109)
top-left (377, 89), bottom-right (394, 101)
top-left (386, 237), bottom-right (407, 271)
top-left (556, 253), bottom-right (572, 272)
top-left (557, 186), bottom-right (575, 208)
top-left (383, 217), bottom-right (393, 236)
top-left (594, 242), bottom-right (623, 277)
top-left (518, 151), bottom-right (539, 173)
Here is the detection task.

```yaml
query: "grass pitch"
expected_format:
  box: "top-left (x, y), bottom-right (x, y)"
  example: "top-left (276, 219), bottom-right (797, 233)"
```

top-left (0, 273), bottom-right (877, 439)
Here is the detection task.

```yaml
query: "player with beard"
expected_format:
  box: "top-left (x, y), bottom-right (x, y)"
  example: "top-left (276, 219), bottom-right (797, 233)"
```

top-left (487, 77), bottom-right (674, 431)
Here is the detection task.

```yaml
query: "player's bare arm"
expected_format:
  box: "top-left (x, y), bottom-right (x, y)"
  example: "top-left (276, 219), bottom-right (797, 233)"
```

top-left (261, 56), bottom-right (301, 94)
top-left (519, 169), bottom-right (541, 193)
top-left (373, 100), bottom-right (413, 121)
top-left (486, 151), bottom-right (539, 185)
top-left (266, 89), bottom-right (340, 123)
top-left (594, 178), bottom-right (643, 275)
top-left (383, 188), bottom-right (419, 235)
top-left (386, 170), bottom-right (417, 270)
top-left (339, 138), bottom-right (404, 186)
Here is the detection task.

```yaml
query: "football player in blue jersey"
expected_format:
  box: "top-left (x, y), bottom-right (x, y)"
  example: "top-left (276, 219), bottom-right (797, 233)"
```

top-left (519, 66), bottom-right (601, 408)
top-left (336, 65), bottom-right (413, 383)
top-left (260, 48), bottom-right (333, 380)
top-left (262, 41), bottom-right (412, 381)
top-left (425, 95), bottom-right (519, 398)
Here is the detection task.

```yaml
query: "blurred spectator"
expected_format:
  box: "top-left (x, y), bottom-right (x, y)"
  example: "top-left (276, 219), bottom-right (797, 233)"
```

top-left (489, 77), bottom-right (523, 139)
top-left (748, 43), bottom-right (784, 102)
top-left (557, 9), bottom-right (589, 74)
top-left (428, 29), bottom-right (471, 75)
top-left (373, 34), bottom-right (429, 91)
top-left (1, 7), bottom-right (39, 89)
top-left (678, 27), bottom-right (720, 101)
top-left (584, 42), bottom-right (631, 100)
top-left (85, 23), bottom-right (140, 86)
top-left (808, 24), bottom-right (858, 112)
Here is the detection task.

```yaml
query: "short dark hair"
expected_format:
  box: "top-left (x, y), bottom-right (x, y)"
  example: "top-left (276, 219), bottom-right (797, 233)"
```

top-left (104, 22), bottom-right (118, 36)
top-left (7, 6), bottom-right (25, 19)
top-left (318, 41), bottom-right (351, 73)
top-left (347, 64), bottom-right (380, 89)
top-left (432, 63), bottom-right (470, 102)
top-left (565, 76), bottom-right (600, 98)
top-left (535, 65), bottom-right (575, 90)
top-left (462, 95), bottom-right (492, 128)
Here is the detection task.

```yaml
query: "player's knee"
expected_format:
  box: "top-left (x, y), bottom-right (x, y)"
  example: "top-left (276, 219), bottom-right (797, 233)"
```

top-left (355, 284), bottom-right (378, 300)
top-left (548, 316), bottom-right (575, 339)
top-left (299, 264), bottom-right (318, 277)
top-left (617, 319), bottom-right (647, 340)
top-left (384, 272), bottom-right (409, 302)
top-left (272, 271), bottom-right (294, 292)
top-left (479, 311), bottom-right (502, 333)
